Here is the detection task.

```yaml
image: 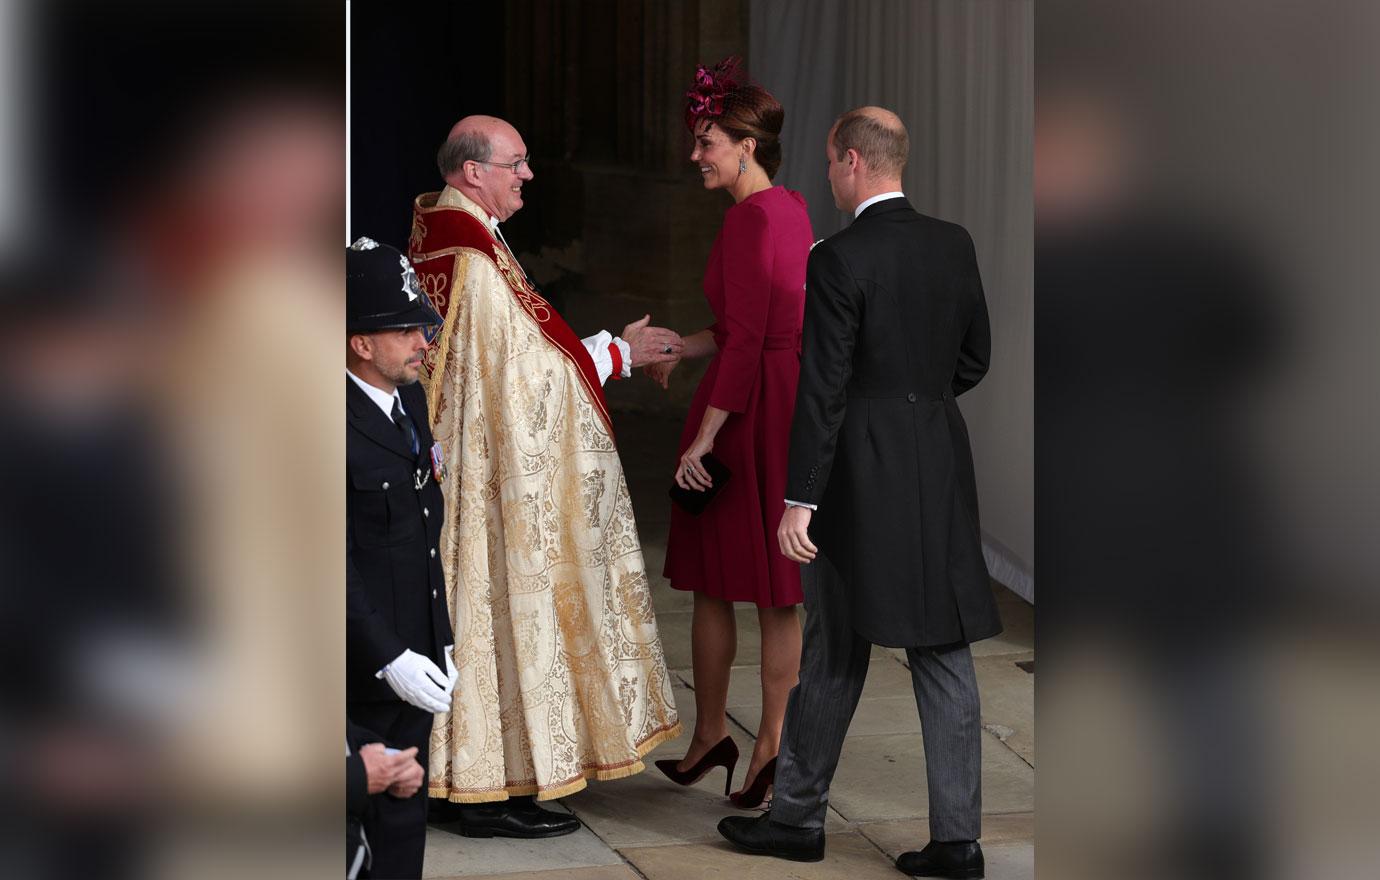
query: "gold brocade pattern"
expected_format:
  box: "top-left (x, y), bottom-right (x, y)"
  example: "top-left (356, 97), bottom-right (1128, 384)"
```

top-left (408, 187), bottom-right (615, 435)
top-left (423, 215), bottom-right (680, 803)
top-left (409, 213), bottom-right (428, 255)
top-left (492, 247), bottom-right (554, 324)
top-left (418, 256), bottom-right (466, 420)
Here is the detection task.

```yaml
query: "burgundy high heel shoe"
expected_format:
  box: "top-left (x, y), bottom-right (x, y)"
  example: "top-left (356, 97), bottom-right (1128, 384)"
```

top-left (654, 736), bottom-right (740, 796)
top-left (728, 756), bottom-right (777, 809)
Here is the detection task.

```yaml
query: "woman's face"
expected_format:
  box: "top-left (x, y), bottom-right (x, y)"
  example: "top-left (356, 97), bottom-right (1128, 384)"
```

top-left (689, 120), bottom-right (740, 190)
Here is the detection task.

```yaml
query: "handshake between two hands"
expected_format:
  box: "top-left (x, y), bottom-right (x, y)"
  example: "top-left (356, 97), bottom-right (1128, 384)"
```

top-left (621, 314), bottom-right (682, 390)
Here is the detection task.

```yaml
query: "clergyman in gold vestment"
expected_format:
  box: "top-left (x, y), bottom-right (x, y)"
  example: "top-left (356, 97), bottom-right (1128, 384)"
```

top-left (410, 116), bottom-right (684, 833)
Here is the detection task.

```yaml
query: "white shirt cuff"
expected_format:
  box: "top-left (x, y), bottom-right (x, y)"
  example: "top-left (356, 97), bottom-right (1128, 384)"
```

top-left (581, 330), bottom-right (615, 386)
top-left (785, 499), bottom-right (818, 511)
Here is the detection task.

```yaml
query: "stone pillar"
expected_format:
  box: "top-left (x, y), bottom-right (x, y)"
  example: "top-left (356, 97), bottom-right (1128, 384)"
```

top-left (502, 0), bottom-right (749, 415)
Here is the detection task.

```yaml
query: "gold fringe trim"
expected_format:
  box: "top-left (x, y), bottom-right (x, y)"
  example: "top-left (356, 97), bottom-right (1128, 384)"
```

top-left (421, 253), bottom-right (470, 420)
top-left (428, 719), bottom-right (683, 804)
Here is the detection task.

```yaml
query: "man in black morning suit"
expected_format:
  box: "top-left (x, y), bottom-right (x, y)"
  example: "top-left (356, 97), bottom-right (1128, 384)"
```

top-left (347, 236), bottom-right (457, 879)
top-left (718, 108), bottom-right (1001, 878)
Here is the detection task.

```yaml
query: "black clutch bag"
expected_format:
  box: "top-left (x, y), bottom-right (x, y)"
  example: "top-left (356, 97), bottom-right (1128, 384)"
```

top-left (668, 452), bottom-right (732, 515)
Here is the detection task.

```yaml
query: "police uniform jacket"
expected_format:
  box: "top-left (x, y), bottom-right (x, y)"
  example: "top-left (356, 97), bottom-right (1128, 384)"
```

top-left (347, 377), bottom-right (452, 702)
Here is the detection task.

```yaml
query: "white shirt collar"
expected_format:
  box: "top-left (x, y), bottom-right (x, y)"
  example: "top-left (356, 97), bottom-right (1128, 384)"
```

top-left (346, 369), bottom-right (403, 421)
top-left (854, 191), bottom-right (906, 218)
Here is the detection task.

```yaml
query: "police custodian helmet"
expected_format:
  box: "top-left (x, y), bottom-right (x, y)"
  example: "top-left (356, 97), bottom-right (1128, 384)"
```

top-left (346, 236), bottom-right (442, 335)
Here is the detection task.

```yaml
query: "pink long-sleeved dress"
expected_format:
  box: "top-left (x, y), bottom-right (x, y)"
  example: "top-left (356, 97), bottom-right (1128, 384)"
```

top-left (664, 185), bottom-right (814, 607)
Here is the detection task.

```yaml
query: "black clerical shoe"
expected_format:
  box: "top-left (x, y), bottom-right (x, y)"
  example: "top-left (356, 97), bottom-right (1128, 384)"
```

top-left (430, 796), bottom-right (582, 838)
top-left (895, 840), bottom-right (985, 878)
top-left (717, 813), bottom-right (825, 862)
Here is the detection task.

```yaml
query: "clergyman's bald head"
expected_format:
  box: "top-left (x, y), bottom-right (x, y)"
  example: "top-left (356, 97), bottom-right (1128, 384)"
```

top-left (445, 114), bottom-right (517, 146)
top-left (435, 114), bottom-right (533, 222)
top-left (437, 115), bottom-right (519, 180)
top-left (831, 106), bottom-right (910, 179)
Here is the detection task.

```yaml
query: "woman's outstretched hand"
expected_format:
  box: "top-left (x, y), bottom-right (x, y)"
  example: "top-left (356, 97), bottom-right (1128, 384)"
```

top-left (644, 359), bottom-right (677, 389)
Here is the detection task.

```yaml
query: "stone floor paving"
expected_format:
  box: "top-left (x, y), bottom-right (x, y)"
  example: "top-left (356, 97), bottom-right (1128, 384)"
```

top-left (423, 413), bottom-right (1034, 879)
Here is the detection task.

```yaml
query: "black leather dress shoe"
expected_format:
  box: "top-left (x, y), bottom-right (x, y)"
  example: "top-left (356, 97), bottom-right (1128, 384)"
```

top-left (895, 840), bottom-right (984, 877)
top-left (430, 796), bottom-right (581, 838)
top-left (717, 813), bottom-right (824, 862)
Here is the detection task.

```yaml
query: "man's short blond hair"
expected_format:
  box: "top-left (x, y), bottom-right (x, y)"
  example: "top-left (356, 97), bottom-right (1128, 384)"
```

top-left (832, 108), bottom-right (909, 178)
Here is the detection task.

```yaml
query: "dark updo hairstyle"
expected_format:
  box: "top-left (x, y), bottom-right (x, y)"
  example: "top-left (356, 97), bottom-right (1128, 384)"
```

top-left (684, 57), bottom-right (785, 179)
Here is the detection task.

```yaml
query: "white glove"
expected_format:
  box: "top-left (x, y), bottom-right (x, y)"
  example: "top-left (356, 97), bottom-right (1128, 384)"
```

top-left (443, 645), bottom-right (459, 692)
top-left (380, 649), bottom-right (452, 714)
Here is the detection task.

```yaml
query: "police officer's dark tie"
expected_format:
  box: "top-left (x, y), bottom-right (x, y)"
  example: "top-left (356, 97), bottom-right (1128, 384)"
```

top-left (391, 397), bottom-right (419, 457)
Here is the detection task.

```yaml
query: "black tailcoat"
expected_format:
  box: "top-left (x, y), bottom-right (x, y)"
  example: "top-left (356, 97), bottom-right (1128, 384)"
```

top-left (346, 377), bottom-right (451, 703)
top-left (787, 198), bottom-right (1002, 647)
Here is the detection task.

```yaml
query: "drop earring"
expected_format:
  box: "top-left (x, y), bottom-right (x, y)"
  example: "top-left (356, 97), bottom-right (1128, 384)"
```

top-left (739, 159), bottom-right (748, 173)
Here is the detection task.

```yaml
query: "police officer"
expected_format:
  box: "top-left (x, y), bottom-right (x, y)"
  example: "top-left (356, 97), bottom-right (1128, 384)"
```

top-left (346, 236), bottom-right (454, 879)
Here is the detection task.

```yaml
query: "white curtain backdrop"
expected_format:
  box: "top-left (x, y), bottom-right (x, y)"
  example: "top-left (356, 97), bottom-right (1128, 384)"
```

top-left (751, 0), bottom-right (1033, 601)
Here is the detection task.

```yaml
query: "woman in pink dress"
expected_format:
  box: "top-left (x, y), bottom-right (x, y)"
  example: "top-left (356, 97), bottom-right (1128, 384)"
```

top-left (648, 59), bottom-right (813, 808)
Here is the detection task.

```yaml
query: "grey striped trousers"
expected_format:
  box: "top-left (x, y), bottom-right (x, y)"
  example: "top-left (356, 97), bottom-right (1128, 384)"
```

top-left (770, 553), bottom-right (983, 841)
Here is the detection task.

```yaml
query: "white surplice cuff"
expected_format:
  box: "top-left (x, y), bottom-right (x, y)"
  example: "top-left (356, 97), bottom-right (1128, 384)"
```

top-left (580, 330), bottom-right (631, 385)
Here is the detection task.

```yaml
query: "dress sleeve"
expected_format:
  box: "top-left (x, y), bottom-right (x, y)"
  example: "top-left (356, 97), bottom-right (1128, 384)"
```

top-left (709, 202), bottom-right (774, 413)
